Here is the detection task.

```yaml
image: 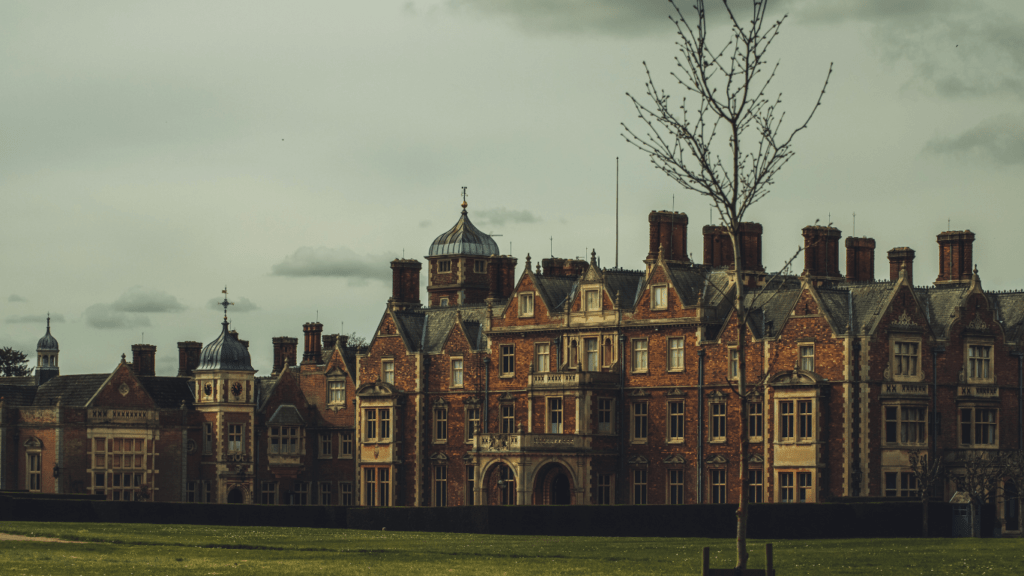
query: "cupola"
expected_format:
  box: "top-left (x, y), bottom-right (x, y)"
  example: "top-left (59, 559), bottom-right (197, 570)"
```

top-left (36, 315), bottom-right (59, 384)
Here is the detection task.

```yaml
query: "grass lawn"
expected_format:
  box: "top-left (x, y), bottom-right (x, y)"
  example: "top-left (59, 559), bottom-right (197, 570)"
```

top-left (0, 521), bottom-right (1021, 575)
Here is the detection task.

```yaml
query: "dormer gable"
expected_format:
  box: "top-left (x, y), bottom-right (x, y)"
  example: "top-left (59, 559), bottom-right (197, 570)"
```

top-left (86, 362), bottom-right (158, 410)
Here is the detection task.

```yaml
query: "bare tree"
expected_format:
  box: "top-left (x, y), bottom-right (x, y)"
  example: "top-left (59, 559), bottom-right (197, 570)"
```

top-left (954, 450), bottom-right (1005, 537)
top-left (622, 0), bottom-right (830, 568)
top-left (908, 450), bottom-right (947, 537)
top-left (1001, 449), bottom-right (1024, 537)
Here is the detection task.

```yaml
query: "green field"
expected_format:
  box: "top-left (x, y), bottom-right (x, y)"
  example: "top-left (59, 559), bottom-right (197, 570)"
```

top-left (0, 521), bottom-right (1021, 575)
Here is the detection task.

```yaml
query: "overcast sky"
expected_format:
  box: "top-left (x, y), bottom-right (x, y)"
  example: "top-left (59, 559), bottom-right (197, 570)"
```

top-left (2, 0), bottom-right (1022, 376)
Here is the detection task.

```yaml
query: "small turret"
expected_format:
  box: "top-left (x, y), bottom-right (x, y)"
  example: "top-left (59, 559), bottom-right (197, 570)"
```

top-left (36, 315), bottom-right (59, 385)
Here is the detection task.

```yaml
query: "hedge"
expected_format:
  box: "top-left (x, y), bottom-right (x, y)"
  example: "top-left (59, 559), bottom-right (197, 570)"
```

top-left (0, 496), bottom-right (998, 538)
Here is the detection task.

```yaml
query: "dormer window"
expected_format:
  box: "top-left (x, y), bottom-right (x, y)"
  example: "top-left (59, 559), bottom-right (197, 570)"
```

top-left (652, 285), bottom-right (668, 310)
top-left (585, 289), bottom-right (601, 311)
top-left (328, 375), bottom-right (346, 405)
top-left (438, 260), bottom-right (452, 273)
top-left (967, 344), bottom-right (993, 383)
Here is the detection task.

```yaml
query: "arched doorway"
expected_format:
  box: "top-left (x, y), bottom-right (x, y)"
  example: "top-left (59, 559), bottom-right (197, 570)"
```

top-left (227, 487), bottom-right (244, 503)
top-left (533, 462), bottom-right (575, 505)
top-left (485, 463), bottom-right (516, 505)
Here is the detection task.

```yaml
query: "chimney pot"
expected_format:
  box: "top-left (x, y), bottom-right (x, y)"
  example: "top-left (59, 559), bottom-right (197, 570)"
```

top-left (887, 247), bottom-right (916, 286)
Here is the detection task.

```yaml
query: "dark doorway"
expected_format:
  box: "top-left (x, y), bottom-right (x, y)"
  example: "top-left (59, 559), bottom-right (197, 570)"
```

top-left (227, 487), bottom-right (243, 504)
top-left (551, 474), bottom-right (571, 505)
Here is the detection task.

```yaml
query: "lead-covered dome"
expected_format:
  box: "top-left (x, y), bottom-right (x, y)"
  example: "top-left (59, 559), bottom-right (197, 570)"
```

top-left (428, 203), bottom-right (500, 257)
top-left (197, 321), bottom-right (255, 371)
top-left (37, 319), bottom-right (58, 351)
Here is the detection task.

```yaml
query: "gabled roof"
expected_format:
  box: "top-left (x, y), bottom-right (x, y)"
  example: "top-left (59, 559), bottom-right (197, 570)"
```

top-left (533, 275), bottom-right (577, 313)
top-left (915, 284), bottom-right (973, 339)
top-left (990, 292), bottom-right (1024, 343)
top-left (32, 374), bottom-right (111, 407)
top-left (604, 270), bottom-right (644, 308)
top-left (390, 305), bottom-right (489, 354)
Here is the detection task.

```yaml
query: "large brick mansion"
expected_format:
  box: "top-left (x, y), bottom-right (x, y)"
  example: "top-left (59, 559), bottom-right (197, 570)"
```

top-left (1, 201), bottom-right (1021, 532)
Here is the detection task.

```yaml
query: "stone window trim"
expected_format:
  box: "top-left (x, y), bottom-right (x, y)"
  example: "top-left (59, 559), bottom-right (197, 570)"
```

top-left (381, 358), bottom-right (396, 385)
top-left (632, 467), bottom-right (649, 505)
top-left (227, 424), bottom-right (245, 454)
top-left (269, 425), bottom-right (301, 455)
top-left (631, 338), bottom-right (649, 374)
top-left (651, 284), bottom-right (668, 310)
top-left (499, 344), bottom-right (515, 378)
top-left (597, 397), bottom-right (615, 435)
top-left (26, 446), bottom-right (42, 492)
top-left (882, 402), bottom-right (929, 447)
top-left (584, 288), bottom-right (602, 312)
top-left (450, 356), bottom-right (465, 389)
top-left (666, 400), bottom-right (685, 444)
top-left (533, 341), bottom-right (550, 374)
top-left (798, 343), bottom-right (815, 373)
top-left (748, 468), bottom-right (764, 504)
top-left (958, 404), bottom-right (999, 448)
top-left (464, 402), bottom-right (481, 443)
top-left (775, 396), bottom-right (817, 444)
top-left (547, 396), bottom-right (564, 434)
top-left (364, 407), bottom-right (393, 443)
top-left (964, 340), bottom-right (995, 384)
top-left (709, 393), bottom-right (727, 443)
top-left (747, 400), bottom-right (764, 441)
top-left (631, 400), bottom-right (649, 444)
top-left (728, 347), bottom-right (740, 381)
top-left (318, 432), bottom-right (333, 459)
top-left (327, 374), bottom-right (346, 407)
top-left (339, 431), bottom-right (354, 459)
top-left (709, 467), bottom-right (727, 504)
top-left (518, 292), bottom-right (535, 318)
top-left (440, 297), bottom-right (449, 307)
top-left (500, 402), bottom-right (516, 434)
top-left (667, 336), bottom-right (685, 372)
top-left (889, 336), bottom-right (924, 383)
top-left (438, 259), bottom-right (452, 273)
top-left (777, 469), bottom-right (816, 503)
top-left (433, 402), bottom-right (449, 444)
top-left (667, 468), bottom-right (686, 505)
top-left (473, 259), bottom-right (487, 274)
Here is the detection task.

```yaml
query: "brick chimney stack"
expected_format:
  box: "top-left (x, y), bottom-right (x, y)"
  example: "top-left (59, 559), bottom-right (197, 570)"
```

top-left (541, 257), bottom-right (588, 277)
top-left (646, 211), bottom-right (689, 264)
top-left (302, 322), bottom-right (323, 365)
top-left (935, 230), bottom-right (975, 285)
top-left (845, 237), bottom-right (876, 282)
top-left (802, 225), bottom-right (843, 280)
top-left (702, 223), bottom-right (764, 272)
top-left (323, 334), bottom-right (340, 352)
top-left (390, 259), bottom-right (421, 309)
top-left (888, 247), bottom-right (915, 285)
top-left (177, 341), bottom-right (201, 377)
top-left (131, 344), bottom-right (156, 377)
top-left (272, 336), bottom-right (298, 375)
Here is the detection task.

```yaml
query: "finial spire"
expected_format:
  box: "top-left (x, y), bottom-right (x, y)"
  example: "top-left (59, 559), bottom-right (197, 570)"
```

top-left (461, 186), bottom-right (468, 213)
top-left (221, 286), bottom-right (234, 324)
top-left (46, 313), bottom-right (50, 331)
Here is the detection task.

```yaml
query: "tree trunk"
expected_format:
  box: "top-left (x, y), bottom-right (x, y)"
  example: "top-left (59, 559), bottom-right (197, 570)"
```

top-left (922, 496), bottom-right (929, 537)
top-left (731, 229), bottom-right (750, 570)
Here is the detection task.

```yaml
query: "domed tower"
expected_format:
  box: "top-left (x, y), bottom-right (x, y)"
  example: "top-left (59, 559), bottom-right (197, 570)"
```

top-left (426, 195), bottom-right (517, 307)
top-left (36, 315), bottom-right (59, 385)
top-left (193, 289), bottom-right (257, 504)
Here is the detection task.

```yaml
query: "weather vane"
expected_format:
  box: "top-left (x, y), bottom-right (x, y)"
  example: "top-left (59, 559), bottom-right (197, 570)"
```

top-left (221, 286), bottom-right (234, 321)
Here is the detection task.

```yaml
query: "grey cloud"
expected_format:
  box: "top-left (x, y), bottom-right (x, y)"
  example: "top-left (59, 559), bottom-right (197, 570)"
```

top-left (270, 247), bottom-right (396, 281)
top-left (793, 0), bottom-right (958, 24)
top-left (474, 208), bottom-right (541, 227)
top-left (84, 304), bottom-right (152, 330)
top-left (8, 294), bottom-right (27, 302)
top-left (5, 314), bottom-right (66, 324)
top-left (925, 114), bottom-right (1024, 165)
top-left (207, 296), bottom-right (259, 313)
top-left (446, 0), bottom-right (680, 36)
top-left (111, 287), bottom-right (186, 313)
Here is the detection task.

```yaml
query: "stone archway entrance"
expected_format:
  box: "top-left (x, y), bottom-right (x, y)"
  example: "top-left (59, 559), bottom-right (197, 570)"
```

top-left (484, 462), bottom-right (517, 505)
top-left (227, 487), bottom-right (244, 503)
top-left (533, 462), bottom-right (574, 505)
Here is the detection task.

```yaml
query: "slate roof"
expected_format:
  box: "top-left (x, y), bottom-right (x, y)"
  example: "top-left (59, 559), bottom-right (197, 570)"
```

top-left (990, 292), bottom-right (1024, 343)
top-left (137, 376), bottom-right (194, 409)
top-left (197, 322), bottom-right (255, 371)
top-left (428, 207), bottom-right (501, 257)
top-left (0, 376), bottom-right (39, 406)
top-left (533, 275), bottom-right (577, 313)
top-left (392, 305), bottom-right (489, 354)
top-left (32, 374), bottom-right (110, 407)
top-left (915, 285), bottom-right (972, 339)
top-left (604, 270), bottom-right (644, 308)
top-left (267, 404), bottom-right (305, 426)
top-left (746, 288), bottom-right (802, 339)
